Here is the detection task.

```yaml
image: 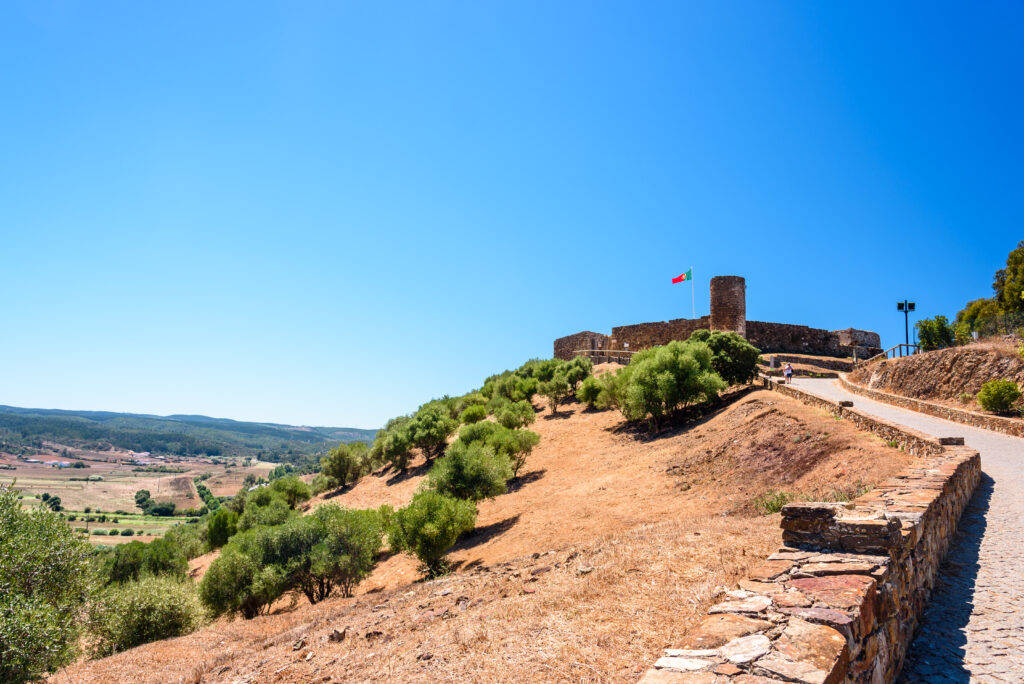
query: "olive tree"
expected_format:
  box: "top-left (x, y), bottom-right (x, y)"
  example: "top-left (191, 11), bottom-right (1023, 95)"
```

top-left (427, 441), bottom-right (512, 501)
top-left (0, 484), bottom-right (92, 683)
top-left (388, 491), bottom-right (476, 577)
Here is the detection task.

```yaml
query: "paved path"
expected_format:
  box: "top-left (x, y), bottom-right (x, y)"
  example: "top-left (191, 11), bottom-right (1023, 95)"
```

top-left (791, 379), bottom-right (1023, 684)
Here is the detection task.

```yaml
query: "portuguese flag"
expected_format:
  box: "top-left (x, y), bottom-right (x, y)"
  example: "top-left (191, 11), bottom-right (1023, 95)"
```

top-left (672, 269), bottom-right (692, 284)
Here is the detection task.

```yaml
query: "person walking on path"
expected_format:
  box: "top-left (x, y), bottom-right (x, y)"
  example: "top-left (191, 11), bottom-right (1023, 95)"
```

top-left (783, 363), bottom-right (794, 384)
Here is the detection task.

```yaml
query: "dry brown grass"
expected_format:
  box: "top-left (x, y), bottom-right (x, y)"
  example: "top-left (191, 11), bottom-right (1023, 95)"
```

top-left (52, 388), bottom-right (916, 683)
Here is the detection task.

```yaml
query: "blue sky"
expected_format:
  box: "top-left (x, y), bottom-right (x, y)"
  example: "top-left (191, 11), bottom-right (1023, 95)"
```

top-left (1, 1), bottom-right (1021, 428)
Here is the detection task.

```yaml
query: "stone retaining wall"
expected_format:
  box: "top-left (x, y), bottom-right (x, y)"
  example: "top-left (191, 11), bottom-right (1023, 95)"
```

top-left (640, 378), bottom-right (980, 683)
top-left (839, 374), bottom-right (1024, 439)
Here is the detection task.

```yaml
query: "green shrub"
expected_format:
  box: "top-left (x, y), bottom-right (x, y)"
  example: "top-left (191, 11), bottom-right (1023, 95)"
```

top-left (389, 491), bottom-right (476, 577)
top-left (615, 340), bottom-right (727, 428)
top-left (321, 442), bottom-right (369, 488)
top-left (120, 528), bottom-right (134, 536)
top-left (688, 330), bottom-right (761, 385)
top-left (237, 491), bottom-right (294, 532)
top-left (539, 373), bottom-right (572, 414)
top-left (163, 522), bottom-right (206, 560)
top-left (564, 356), bottom-right (593, 389)
top-left (268, 475), bottom-right (312, 509)
top-left (753, 490), bottom-right (795, 515)
top-left (311, 473), bottom-right (338, 495)
top-left (207, 508), bottom-right (239, 548)
top-left (427, 441), bottom-right (512, 501)
top-left (494, 399), bottom-right (536, 429)
top-left (459, 404), bottom-right (487, 424)
top-left (102, 538), bottom-right (187, 584)
top-left (409, 404), bottom-right (459, 460)
top-left (977, 379), bottom-right (1022, 413)
top-left (199, 541), bottom-right (286, 620)
top-left (0, 485), bottom-right (92, 683)
top-left (577, 376), bottom-right (601, 408)
top-left (85, 576), bottom-right (204, 657)
top-left (371, 416), bottom-right (414, 471)
top-left (308, 505), bottom-right (385, 598)
top-left (488, 428), bottom-right (540, 477)
top-left (485, 394), bottom-right (512, 415)
top-left (457, 420), bottom-right (501, 445)
top-left (93, 529), bottom-right (107, 535)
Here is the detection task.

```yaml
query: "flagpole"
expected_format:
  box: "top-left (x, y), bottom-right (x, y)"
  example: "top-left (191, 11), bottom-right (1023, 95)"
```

top-left (691, 266), bottom-right (695, 318)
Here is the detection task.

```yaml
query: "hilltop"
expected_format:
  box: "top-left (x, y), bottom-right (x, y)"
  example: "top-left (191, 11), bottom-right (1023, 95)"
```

top-left (57, 373), bottom-right (915, 683)
top-left (0, 404), bottom-right (376, 462)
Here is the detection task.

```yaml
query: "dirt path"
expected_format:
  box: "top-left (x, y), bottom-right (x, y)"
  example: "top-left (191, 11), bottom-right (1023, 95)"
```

top-left (793, 378), bottom-right (1024, 683)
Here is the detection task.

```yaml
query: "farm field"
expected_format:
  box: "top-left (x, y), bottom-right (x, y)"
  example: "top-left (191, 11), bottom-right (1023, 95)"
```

top-left (1, 449), bottom-right (276, 543)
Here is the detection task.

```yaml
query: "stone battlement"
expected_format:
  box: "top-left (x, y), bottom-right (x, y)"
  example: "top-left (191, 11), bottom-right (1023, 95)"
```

top-left (553, 276), bottom-right (881, 361)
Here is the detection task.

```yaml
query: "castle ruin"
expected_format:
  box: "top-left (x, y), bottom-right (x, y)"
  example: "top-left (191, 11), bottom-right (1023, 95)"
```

top-left (554, 275), bottom-right (882, 362)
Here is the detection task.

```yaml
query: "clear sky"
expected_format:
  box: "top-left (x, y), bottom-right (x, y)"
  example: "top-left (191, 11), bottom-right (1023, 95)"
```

top-left (1, 1), bottom-right (1021, 428)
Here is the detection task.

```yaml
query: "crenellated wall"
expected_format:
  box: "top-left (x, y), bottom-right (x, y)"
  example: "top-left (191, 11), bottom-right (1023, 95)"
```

top-left (638, 377), bottom-right (980, 683)
top-left (551, 275), bottom-right (882, 361)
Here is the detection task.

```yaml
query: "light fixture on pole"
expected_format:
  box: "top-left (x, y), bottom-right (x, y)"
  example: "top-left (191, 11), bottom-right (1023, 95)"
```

top-left (896, 300), bottom-right (915, 346)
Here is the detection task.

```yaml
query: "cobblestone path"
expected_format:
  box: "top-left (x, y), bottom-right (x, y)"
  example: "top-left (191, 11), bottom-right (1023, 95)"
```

top-left (793, 378), bottom-right (1024, 683)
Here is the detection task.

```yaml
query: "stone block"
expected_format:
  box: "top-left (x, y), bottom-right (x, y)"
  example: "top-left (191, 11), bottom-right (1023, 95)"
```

top-left (678, 614), bottom-right (772, 649)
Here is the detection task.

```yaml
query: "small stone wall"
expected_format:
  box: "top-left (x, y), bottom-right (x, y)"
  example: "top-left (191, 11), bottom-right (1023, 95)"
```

top-left (553, 331), bottom-right (610, 361)
top-left (640, 379), bottom-right (980, 683)
top-left (839, 374), bottom-right (1024, 439)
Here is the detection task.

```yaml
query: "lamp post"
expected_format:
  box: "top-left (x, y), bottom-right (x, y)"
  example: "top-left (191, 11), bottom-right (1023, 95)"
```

top-left (897, 300), bottom-right (916, 347)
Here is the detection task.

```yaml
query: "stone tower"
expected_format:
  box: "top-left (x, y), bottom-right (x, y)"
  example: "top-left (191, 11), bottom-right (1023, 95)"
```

top-left (710, 275), bottom-right (746, 337)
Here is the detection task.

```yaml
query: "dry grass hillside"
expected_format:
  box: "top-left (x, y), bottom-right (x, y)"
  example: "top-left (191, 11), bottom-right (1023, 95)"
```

top-left (850, 339), bottom-right (1024, 411)
top-left (52, 380), bottom-right (916, 684)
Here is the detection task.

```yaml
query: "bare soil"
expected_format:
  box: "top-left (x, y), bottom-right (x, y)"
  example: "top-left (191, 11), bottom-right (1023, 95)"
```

top-left (52, 386), bottom-right (915, 683)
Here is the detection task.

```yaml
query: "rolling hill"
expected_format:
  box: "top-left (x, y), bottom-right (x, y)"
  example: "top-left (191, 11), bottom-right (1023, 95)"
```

top-left (0, 404), bottom-right (377, 462)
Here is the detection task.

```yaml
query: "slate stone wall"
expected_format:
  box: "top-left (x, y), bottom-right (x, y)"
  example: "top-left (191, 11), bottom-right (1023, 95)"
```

top-left (639, 377), bottom-right (980, 683)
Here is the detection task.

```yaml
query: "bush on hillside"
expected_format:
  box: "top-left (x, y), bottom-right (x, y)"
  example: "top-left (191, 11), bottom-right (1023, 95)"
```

top-left (199, 542), bottom-right (287, 620)
top-left (563, 356), bottom-right (593, 389)
top-left (310, 473), bottom-right (336, 495)
top-left (101, 538), bottom-right (187, 584)
top-left (371, 416), bottom-right (414, 471)
top-left (237, 490), bottom-right (295, 532)
top-left (688, 330), bottom-right (761, 385)
top-left (269, 475), bottom-right (312, 509)
top-left (488, 428), bottom-right (540, 477)
top-left (976, 379), bottom-right (1022, 413)
top-left (494, 399), bottom-right (536, 429)
top-left (615, 340), bottom-right (727, 428)
top-left (308, 505), bottom-right (385, 598)
top-left (457, 420), bottom-right (501, 445)
top-left (427, 441), bottom-right (512, 501)
top-left (389, 491), bottom-right (476, 577)
top-left (408, 404), bottom-right (459, 460)
top-left (321, 442), bottom-right (369, 488)
top-left (577, 376), bottom-right (601, 408)
top-left (207, 508), bottom-right (239, 549)
top-left (85, 576), bottom-right (204, 657)
top-left (539, 373), bottom-right (572, 414)
top-left (163, 523), bottom-right (206, 560)
top-left (1, 485), bottom-right (92, 684)
top-left (454, 392), bottom-right (487, 415)
top-left (459, 404), bottom-right (487, 424)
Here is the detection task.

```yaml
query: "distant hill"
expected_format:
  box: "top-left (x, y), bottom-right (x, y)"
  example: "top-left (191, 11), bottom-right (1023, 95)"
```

top-left (0, 405), bottom-right (377, 463)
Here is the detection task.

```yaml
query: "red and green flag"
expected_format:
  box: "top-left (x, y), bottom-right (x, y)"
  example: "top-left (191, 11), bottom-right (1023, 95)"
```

top-left (672, 269), bottom-right (692, 284)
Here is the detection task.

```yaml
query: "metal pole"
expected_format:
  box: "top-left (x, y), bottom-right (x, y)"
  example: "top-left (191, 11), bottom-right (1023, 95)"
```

top-left (691, 266), bottom-right (695, 319)
top-left (904, 300), bottom-right (909, 347)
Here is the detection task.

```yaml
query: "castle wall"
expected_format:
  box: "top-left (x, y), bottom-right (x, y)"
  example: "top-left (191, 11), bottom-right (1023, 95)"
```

top-left (607, 316), bottom-right (710, 351)
top-left (553, 331), bottom-right (609, 361)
